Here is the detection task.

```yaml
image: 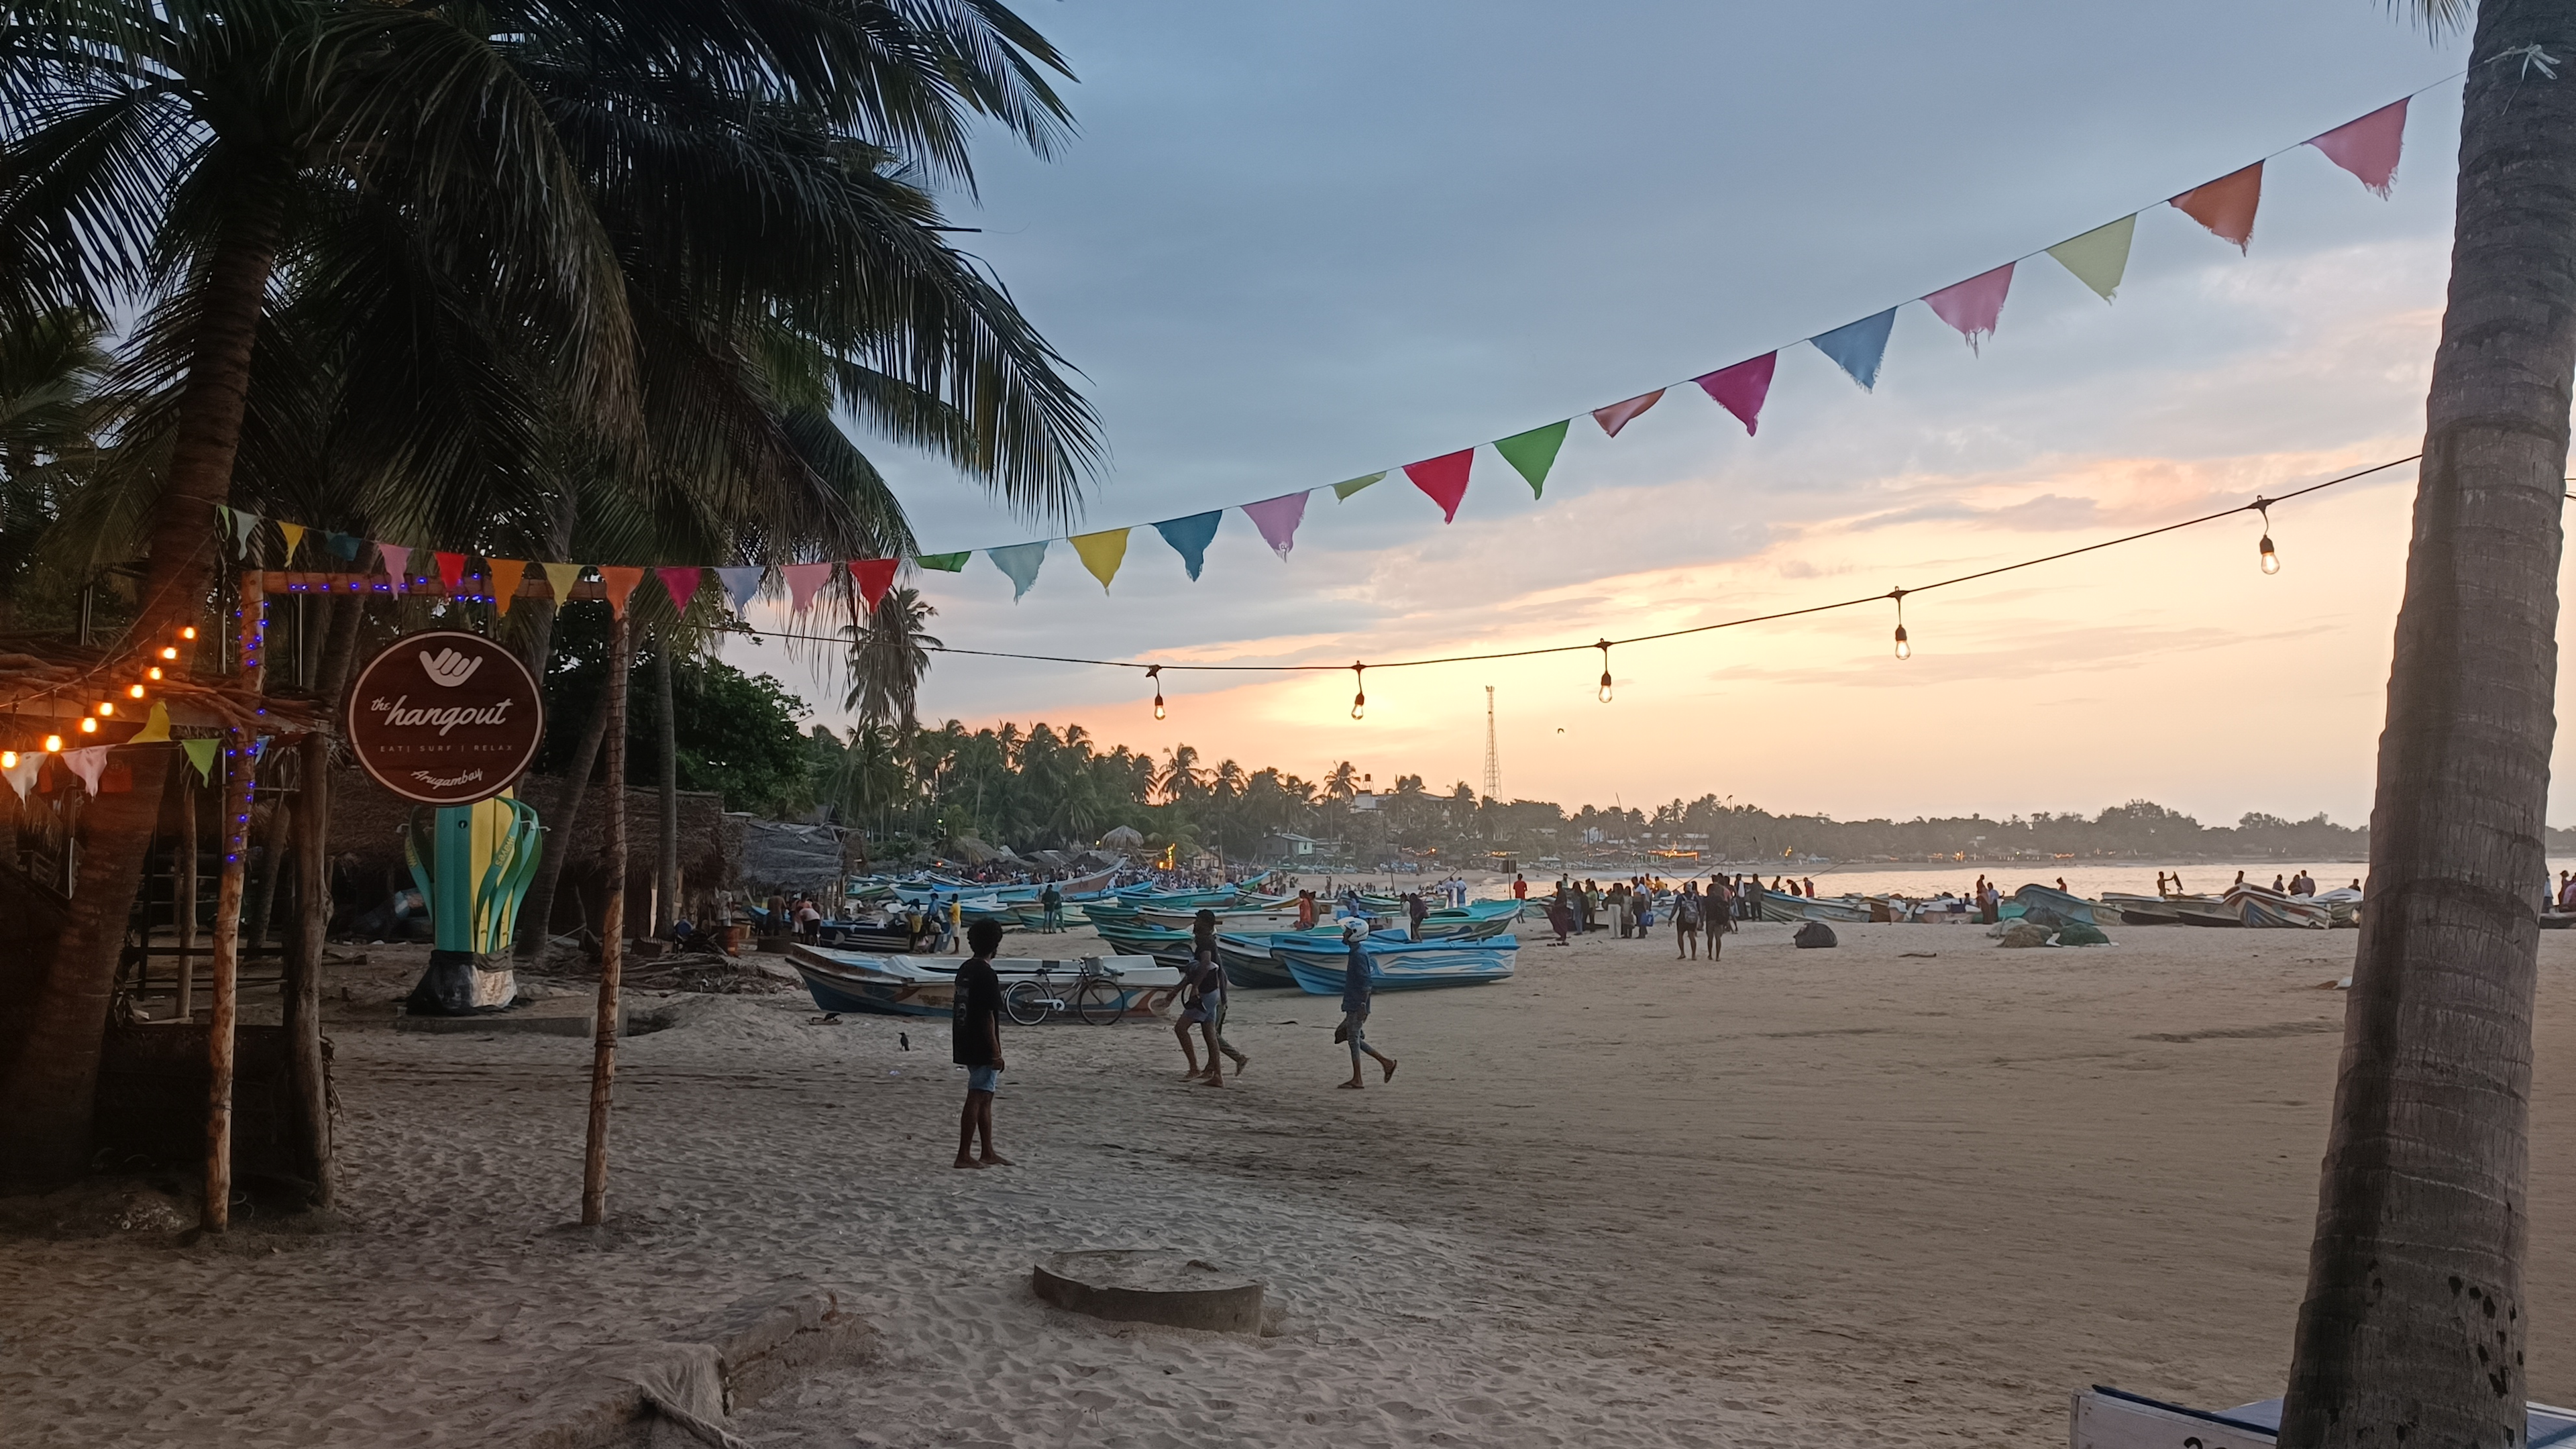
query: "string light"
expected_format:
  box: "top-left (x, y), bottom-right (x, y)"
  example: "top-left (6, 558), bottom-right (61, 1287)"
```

top-left (180, 627), bottom-right (196, 639)
top-left (95, 701), bottom-right (113, 717)
top-left (43, 735), bottom-right (60, 753)
top-left (2255, 498), bottom-right (2281, 575)
top-left (1890, 588), bottom-right (1912, 661)
top-left (159, 647), bottom-right (177, 661)
top-left (77, 717), bottom-right (95, 734)
top-left (1146, 665), bottom-right (1165, 720)
top-left (126, 684), bottom-right (144, 699)
top-left (1595, 640), bottom-right (1614, 704)
top-left (1350, 662), bottom-right (1366, 721)
top-left (1, 751), bottom-right (14, 769)
top-left (148, 667), bottom-right (162, 681)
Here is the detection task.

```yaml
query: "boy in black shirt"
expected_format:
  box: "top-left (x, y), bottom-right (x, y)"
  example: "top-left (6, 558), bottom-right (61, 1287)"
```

top-left (952, 920), bottom-right (1011, 1169)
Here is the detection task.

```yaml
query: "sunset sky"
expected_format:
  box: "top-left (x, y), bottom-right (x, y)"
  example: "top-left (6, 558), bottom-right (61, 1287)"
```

top-left (718, 3), bottom-right (2553, 828)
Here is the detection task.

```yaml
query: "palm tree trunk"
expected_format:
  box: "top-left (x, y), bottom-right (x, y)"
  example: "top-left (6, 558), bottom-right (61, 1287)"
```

top-left (517, 673), bottom-right (615, 957)
top-left (655, 642), bottom-right (679, 932)
top-left (2278, 9), bottom-right (2576, 1446)
top-left (281, 595), bottom-right (362, 1208)
top-left (0, 205), bottom-right (280, 1187)
top-left (580, 614), bottom-right (632, 1225)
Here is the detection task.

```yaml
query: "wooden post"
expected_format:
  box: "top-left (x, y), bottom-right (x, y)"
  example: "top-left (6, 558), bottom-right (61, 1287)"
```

top-left (580, 612), bottom-right (631, 1226)
top-left (176, 775), bottom-right (197, 1020)
top-left (283, 732), bottom-right (333, 1205)
top-left (205, 572), bottom-right (264, 1233)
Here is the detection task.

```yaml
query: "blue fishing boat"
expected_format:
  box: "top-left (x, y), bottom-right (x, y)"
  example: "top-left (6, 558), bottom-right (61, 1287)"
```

top-left (1411, 900), bottom-right (1523, 941)
top-left (1269, 932), bottom-right (1518, 994)
top-left (1214, 932), bottom-right (1301, 989)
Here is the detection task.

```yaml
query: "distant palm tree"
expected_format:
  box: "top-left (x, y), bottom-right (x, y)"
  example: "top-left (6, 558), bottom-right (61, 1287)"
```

top-left (1324, 761), bottom-right (1360, 802)
top-left (0, 313), bottom-right (115, 608)
top-left (844, 586), bottom-right (941, 735)
top-left (2279, 5), bottom-right (2576, 1447)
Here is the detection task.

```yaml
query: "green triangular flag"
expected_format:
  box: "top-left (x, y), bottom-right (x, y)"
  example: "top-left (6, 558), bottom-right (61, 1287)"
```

top-left (1331, 472), bottom-right (1385, 502)
top-left (180, 738), bottom-right (218, 782)
top-left (1493, 421), bottom-right (1570, 498)
top-left (914, 552), bottom-right (969, 572)
top-left (2046, 214), bottom-right (2136, 303)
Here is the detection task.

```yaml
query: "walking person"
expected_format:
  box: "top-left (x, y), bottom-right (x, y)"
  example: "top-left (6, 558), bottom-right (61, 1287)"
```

top-left (1675, 883), bottom-right (1700, 960)
top-left (1707, 875), bottom-right (1734, 961)
top-left (1040, 879), bottom-right (1063, 933)
top-left (1182, 911), bottom-right (1248, 1085)
top-left (951, 920), bottom-right (1010, 1169)
top-left (1335, 920), bottom-right (1399, 1089)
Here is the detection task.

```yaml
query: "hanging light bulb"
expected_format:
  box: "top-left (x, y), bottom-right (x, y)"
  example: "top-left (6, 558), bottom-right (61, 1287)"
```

top-left (2255, 500), bottom-right (2281, 575)
top-left (1, 751), bottom-right (15, 769)
top-left (95, 700), bottom-right (113, 717)
top-left (148, 667), bottom-right (163, 681)
top-left (127, 684), bottom-right (145, 699)
top-left (78, 716), bottom-right (97, 734)
top-left (1890, 587), bottom-right (1913, 661)
top-left (160, 646), bottom-right (178, 661)
top-left (1350, 662), bottom-right (1367, 720)
top-left (43, 735), bottom-right (61, 753)
top-left (1146, 665), bottom-right (1166, 720)
top-left (1595, 640), bottom-right (1615, 704)
top-left (180, 626), bottom-right (197, 640)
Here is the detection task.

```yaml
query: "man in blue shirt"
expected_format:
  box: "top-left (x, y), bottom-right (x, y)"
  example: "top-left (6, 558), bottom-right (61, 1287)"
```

top-left (1336, 920), bottom-right (1399, 1089)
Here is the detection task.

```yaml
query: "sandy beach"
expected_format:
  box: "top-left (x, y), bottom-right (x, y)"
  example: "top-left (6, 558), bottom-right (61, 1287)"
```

top-left (5, 916), bottom-right (2571, 1448)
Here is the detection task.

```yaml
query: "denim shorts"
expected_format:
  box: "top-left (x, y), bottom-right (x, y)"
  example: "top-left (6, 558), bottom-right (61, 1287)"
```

top-left (965, 1066), bottom-right (1000, 1093)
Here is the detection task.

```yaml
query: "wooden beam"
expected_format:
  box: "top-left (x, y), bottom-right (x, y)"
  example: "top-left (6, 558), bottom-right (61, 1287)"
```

top-left (580, 612), bottom-right (632, 1226)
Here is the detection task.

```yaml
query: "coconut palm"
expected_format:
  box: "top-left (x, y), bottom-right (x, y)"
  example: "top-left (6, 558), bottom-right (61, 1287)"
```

top-left (2277, 5), bottom-right (2576, 1446)
top-left (0, 311), bottom-right (115, 612)
top-left (844, 585), bottom-right (941, 735)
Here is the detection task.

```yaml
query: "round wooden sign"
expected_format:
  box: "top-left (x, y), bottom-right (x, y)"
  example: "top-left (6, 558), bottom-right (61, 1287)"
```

top-left (344, 631), bottom-right (546, 805)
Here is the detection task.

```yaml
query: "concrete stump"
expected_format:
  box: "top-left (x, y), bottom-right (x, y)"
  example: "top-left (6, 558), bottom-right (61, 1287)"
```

top-left (1031, 1250), bottom-right (1263, 1332)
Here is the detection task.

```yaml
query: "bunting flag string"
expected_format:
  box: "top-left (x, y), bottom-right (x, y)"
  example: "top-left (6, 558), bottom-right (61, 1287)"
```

top-left (213, 81), bottom-right (2449, 604)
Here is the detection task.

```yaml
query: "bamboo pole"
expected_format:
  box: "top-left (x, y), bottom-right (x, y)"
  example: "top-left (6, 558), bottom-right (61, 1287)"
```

top-left (204, 570), bottom-right (264, 1233)
top-left (579, 612), bottom-right (632, 1226)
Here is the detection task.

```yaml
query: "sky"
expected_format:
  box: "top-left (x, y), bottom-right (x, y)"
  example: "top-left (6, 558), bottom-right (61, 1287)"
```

top-left (717, 1), bottom-right (2536, 828)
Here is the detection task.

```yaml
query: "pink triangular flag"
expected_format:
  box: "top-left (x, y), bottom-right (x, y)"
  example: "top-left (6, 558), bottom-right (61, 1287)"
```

top-left (61, 745), bottom-right (109, 796)
top-left (2308, 98), bottom-right (2406, 198)
top-left (376, 543), bottom-right (411, 593)
top-left (1922, 262), bottom-right (2015, 353)
top-left (1402, 451), bottom-right (1475, 523)
top-left (433, 551), bottom-right (469, 594)
top-left (1693, 353), bottom-right (1777, 437)
top-left (1240, 493), bottom-right (1311, 558)
top-left (851, 558), bottom-right (899, 612)
top-left (1591, 390), bottom-right (1664, 438)
top-left (782, 561), bottom-right (834, 615)
top-left (657, 566), bottom-right (703, 615)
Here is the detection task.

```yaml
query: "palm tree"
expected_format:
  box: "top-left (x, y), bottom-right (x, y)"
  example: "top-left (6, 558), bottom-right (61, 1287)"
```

top-left (845, 586), bottom-right (941, 734)
top-left (2278, 5), bottom-right (2576, 1446)
top-left (1324, 761), bottom-right (1360, 802)
top-left (0, 311), bottom-right (115, 618)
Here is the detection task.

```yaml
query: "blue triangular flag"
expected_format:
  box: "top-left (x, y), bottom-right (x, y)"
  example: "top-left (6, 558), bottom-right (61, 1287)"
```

top-left (716, 566), bottom-right (764, 616)
top-left (1152, 512), bottom-right (1223, 582)
top-left (325, 531), bottom-right (362, 561)
top-left (988, 542), bottom-right (1049, 601)
top-left (231, 507), bottom-right (262, 551)
top-left (1810, 308), bottom-right (1897, 391)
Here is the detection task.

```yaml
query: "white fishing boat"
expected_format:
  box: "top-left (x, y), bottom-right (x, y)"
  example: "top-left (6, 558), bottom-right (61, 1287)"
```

top-left (788, 946), bottom-right (1181, 1020)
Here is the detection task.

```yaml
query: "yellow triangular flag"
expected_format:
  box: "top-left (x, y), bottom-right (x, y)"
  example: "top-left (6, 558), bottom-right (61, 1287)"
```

top-left (1069, 529), bottom-right (1130, 592)
top-left (277, 523), bottom-right (306, 561)
top-left (488, 559), bottom-right (529, 615)
top-left (540, 561), bottom-right (584, 602)
top-left (2046, 214), bottom-right (2135, 303)
top-left (129, 700), bottom-right (172, 744)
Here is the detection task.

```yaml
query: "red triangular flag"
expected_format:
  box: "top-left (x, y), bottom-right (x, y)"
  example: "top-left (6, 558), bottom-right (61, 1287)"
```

top-left (2308, 98), bottom-right (2406, 198)
top-left (433, 551), bottom-right (469, 594)
top-left (657, 566), bottom-right (703, 615)
top-left (1591, 390), bottom-right (1664, 438)
top-left (2171, 162), bottom-right (2263, 253)
top-left (851, 558), bottom-right (899, 613)
top-left (1403, 450), bottom-right (1474, 523)
top-left (1693, 354), bottom-right (1777, 437)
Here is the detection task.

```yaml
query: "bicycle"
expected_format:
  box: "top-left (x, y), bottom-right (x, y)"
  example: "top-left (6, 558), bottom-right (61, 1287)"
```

top-left (1004, 959), bottom-right (1130, 1026)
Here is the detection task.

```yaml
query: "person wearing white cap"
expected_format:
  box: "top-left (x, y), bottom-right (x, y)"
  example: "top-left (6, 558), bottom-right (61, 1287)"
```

top-left (1335, 919), bottom-right (1399, 1089)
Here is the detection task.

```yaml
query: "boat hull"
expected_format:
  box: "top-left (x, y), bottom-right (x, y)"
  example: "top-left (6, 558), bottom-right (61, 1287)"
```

top-left (1271, 936), bottom-right (1518, 995)
top-left (788, 946), bottom-right (1183, 1020)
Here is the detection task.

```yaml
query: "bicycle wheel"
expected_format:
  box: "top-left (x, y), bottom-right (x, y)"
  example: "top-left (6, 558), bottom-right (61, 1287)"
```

top-left (1073, 977), bottom-right (1128, 1026)
top-left (1004, 979), bottom-right (1054, 1026)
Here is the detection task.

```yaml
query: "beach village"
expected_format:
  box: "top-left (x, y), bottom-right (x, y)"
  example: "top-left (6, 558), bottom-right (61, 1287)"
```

top-left (6, 4), bottom-right (2576, 1448)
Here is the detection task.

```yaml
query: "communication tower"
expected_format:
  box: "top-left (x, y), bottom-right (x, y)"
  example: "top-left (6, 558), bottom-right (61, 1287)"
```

top-left (1482, 686), bottom-right (1501, 801)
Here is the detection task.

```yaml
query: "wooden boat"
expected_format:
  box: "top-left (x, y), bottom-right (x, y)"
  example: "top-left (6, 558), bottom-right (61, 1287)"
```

top-left (1136, 905), bottom-right (1307, 930)
top-left (2226, 884), bottom-right (2332, 929)
top-left (2100, 892), bottom-right (2182, 926)
top-left (2311, 886), bottom-right (2364, 927)
top-left (1214, 932), bottom-right (1302, 989)
top-left (788, 945), bottom-right (1181, 1020)
top-left (2010, 883), bottom-right (2108, 928)
top-left (1411, 901), bottom-right (1523, 941)
top-left (1269, 932), bottom-right (1518, 994)
top-left (814, 918), bottom-right (922, 952)
top-left (1760, 892), bottom-right (1872, 924)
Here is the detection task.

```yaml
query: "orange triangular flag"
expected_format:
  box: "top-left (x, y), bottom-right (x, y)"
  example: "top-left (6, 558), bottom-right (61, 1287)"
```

top-left (599, 566), bottom-right (645, 618)
top-left (488, 559), bottom-right (529, 615)
top-left (2171, 162), bottom-right (2263, 253)
top-left (1591, 390), bottom-right (1664, 438)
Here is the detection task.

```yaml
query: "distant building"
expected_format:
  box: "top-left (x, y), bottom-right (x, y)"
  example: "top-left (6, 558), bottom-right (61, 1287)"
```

top-left (1261, 832), bottom-right (1321, 860)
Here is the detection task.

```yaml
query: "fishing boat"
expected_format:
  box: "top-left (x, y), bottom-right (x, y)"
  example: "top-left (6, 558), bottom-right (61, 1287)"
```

top-left (814, 918), bottom-right (921, 951)
top-left (1760, 892), bottom-right (1872, 924)
top-left (788, 945), bottom-right (1181, 1020)
top-left (2100, 892), bottom-right (2182, 926)
top-left (2226, 884), bottom-right (2333, 929)
top-left (1136, 905), bottom-right (1307, 931)
top-left (2171, 893), bottom-right (2246, 927)
top-left (1214, 932), bottom-right (1303, 989)
top-left (2311, 886), bottom-right (2364, 927)
top-left (1269, 932), bottom-right (1518, 994)
top-left (1411, 900), bottom-right (1523, 941)
top-left (2010, 883), bottom-right (2108, 928)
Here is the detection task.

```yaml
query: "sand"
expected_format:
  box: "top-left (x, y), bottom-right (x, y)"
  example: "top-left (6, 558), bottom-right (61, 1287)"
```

top-left (4, 916), bottom-right (2572, 1448)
